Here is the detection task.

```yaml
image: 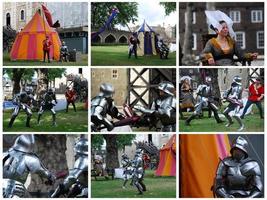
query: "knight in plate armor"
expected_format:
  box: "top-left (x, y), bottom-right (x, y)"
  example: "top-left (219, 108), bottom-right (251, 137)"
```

top-left (132, 149), bottom-right (146, 195)
top-left (37, 88), bottom-right (58, 126)
top-left (134, 81), bottom-right (176, 132)
top-left (185, 76), bottom-right (224, 125)
top-left (223, 76), bottom-right (244, 131)
top-left (8, 87), bottom-right (35, 128)
top-left (91, 83), bottom-right (124, 131)
top-left (3, 135), bottom-right (55, 198)
top-left (51, 137), bottom-right (88, 198)
top-left (121, 153), bottom-right (133, 189)
top-left (213, 136), bottom-right (263, 198)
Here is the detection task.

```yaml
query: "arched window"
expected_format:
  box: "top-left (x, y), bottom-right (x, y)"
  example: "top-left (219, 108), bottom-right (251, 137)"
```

top-left (95, 35), bottom-right (101, 43)
top-left (105, 34), bottom-right (116, 43)
top-left (119, 36), bottom-right (127, 43)
top-left (6, 13), bottom-right (11, 26)
top-left (20, 10), bottom-right (25, 21)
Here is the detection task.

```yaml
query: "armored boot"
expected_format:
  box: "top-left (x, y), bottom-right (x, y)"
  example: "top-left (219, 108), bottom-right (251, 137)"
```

top-left (52, 114), bottom-right (57, 126)
top-left (37, 114), bottom-right (42, 125)
top-left (26, 116), bottom-right (31, 128)
top-left (224, 114), bottom-right (233, 127)
top-left (135, 182), bottom-right (143, 195)
top-left (214, 111), bottom-right (224, 123)
top-left (233, 115), bottom-right (244, 132)
top-left (185, 114), bottom-right (195, 126)
top-left (140, 180), bottom-right (146, 192)
top-left (8, 116), bottom-right (16, 128)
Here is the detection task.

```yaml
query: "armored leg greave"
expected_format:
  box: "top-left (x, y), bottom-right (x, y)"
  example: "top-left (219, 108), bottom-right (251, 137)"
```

top-left (185, 114), bottom-right (195, 125)
top-left (26, 116), bottom-right (31, 128)
top-left (37, 114), bottom-right (42, 124)
top-left (233, 115), bottom-right (244, 131)
top-left (8, 116), bottom-right (17, 128)
top-left (52, 114), bottom-right (56, 126)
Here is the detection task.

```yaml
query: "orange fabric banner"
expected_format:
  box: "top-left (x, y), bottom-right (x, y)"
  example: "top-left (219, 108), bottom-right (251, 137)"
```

top-left (179, 134), bottom-right (230, 198)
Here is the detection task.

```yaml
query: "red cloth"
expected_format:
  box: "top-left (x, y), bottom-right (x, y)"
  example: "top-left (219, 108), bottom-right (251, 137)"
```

top-left (42, 5), bottom-right (53, 27)
top-left (43, 39), bottom-right (52, 51)
top-left (65, 90), bottom-right (76, 102)
top-left (248, 83), bottom-right (264, 102)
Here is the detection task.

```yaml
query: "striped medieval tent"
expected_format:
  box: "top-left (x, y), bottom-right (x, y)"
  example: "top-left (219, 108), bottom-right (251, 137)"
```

top-left (10, 11), bottom-right (61, 61)
top-left (155, 134), bottom-right (176, 176)
top-left (179, 134), bottom-right (231, 198)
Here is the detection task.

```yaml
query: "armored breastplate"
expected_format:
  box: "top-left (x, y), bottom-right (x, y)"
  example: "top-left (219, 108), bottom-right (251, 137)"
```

top-left (226, 164), bottom-right (248, 189)
top-left (20, 93), bottom-right (30, 104)
top-left (3, 151), bottom-right (29, 184)
top-left (228, 85), bottom-right (242, 99)
top-left (201, 85), bottom-right (211, 97)
top-left (156, 97), bottom-right (176, 124)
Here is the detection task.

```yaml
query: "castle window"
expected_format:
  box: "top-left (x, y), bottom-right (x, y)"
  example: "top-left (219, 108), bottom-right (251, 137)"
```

top-left (251, 10), bottom-right (263, 23)
top-left (20, 10), bottom-right (25, 21)
top-left (112, 69), bottom-right (118, 79)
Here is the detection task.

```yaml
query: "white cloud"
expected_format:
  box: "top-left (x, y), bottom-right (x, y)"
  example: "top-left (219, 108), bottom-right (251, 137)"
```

top-left (116, 1), bottom-right (177, 30)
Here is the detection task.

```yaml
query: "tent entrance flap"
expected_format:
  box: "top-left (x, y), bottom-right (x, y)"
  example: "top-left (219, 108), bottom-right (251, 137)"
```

top-left (144, 32), bottom-right (152, 55)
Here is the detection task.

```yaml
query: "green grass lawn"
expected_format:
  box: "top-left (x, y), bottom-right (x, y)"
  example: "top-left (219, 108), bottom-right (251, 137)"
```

top-left (3, 52), bottom-right (88, 66)
top-left (91, 45), bottom-right (176, 66)
top-left (91, 170), bottom-right (176, 198)
top-left (3, 103), bottom-right (88, 132)
top-left (180, 104), bottom-right (264, 132)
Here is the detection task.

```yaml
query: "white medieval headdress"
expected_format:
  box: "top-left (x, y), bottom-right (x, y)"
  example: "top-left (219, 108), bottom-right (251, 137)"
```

top-left (205, 10), bottom-right (236, 38)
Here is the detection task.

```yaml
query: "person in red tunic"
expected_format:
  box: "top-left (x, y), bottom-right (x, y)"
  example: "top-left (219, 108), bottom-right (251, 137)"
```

top-left (43, 35), bottom-right (52, 63)
top-left (241, 78), bottom-right (264, 119)
top-left (65, 87), bottom-right (77, 112)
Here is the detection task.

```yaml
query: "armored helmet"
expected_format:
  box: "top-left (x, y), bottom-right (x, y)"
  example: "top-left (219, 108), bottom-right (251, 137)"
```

top-left (100, 83), bottom-right (114, 98)
top-left (230, 136), bottom-right (248, 156)
top-left (48, 88), bottom-right (54, 95)
top-left (135, 148), bottom-right (143, 157)
top-left (12, 134), bottom-right (35, 153)
top-left (233, 76), bottom-right (242, 85)
top-left (205, 76), bottom-right (212, 84)
top-left (74, 138), bottom-right (88, 156)
top-left (25, 86), bottom-right (33, 95)
top-left (158, 81), bottom-right (175, 96)
top-left (121, 153), bottom-right (129, 159)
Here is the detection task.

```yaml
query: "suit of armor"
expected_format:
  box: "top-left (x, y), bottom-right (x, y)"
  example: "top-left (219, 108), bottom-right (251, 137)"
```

top-left (91, 83), bottom-right (124, 131)
top-left (214, 136), bottom-right (263, 198)
top-left (132, 149), bottom-right (146, 195)
top-left (121, 154), bottom-right (133, 188)
top-left (3, 135), bottom-right (55, 198)
top-left (134, 82), bottom-right (176, 132)
top-left (37, 89), bottom-right (58, 126)
top-left (185, 77), bottom-right (223, 125)
top-left (223, 76), bottom-right (244, 131)
top-left (8, 88), bottom-right (34, 128)
top-left (51, 138), bottom-right (88, 198)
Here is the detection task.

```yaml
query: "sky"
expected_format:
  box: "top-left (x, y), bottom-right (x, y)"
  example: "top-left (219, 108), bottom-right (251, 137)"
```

top-left (116, 1), bottom-right (177, 30)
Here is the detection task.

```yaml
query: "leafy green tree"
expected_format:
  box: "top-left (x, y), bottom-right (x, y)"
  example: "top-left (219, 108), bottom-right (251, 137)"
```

top-left (91, 2), bottom-right (138, 30)
top-left (91, 134), bottom-right (136, 169)
top-left (4, 68), bottom-right (66, 98)
top-left (4, 68), bottom-right (35, 95)
top-left (160, 2), bottom-right (177, 16)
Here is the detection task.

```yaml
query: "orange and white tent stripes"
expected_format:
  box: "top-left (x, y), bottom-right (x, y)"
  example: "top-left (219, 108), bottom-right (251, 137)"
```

top-left (155, 134), bottom-right (176, 176)
top-left (10, 12), bottom-right (61, 61)
top-left (179, 134), bottom-right (231, 198)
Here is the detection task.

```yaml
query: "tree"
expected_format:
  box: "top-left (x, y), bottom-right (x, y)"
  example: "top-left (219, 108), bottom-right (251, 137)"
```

top-left (4, 68), bottom-right (66, 97)
top-left (182, 3), bottom-right (197, 66)
top-left (160, 2), bottom-right (176, 16)
top-left (36, 68), bottom-right (49, 101)
top-left (4, 68), bottom-right (34, 96)
top-left (91, 2), bottom-right (138, 30)
top-left (91, 134), bottom-right (136, 169)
